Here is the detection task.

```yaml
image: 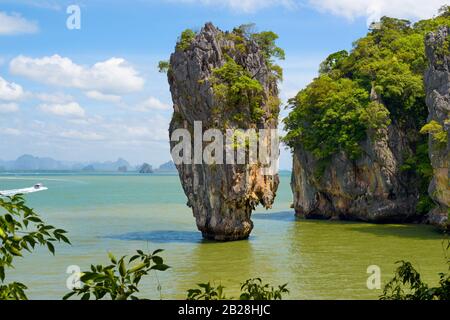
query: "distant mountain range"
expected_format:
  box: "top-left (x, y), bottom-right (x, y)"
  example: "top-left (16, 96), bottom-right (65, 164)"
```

top-left (157, 160), bottom-right (176, 172)
top-left (0, 155), bottom-right (177, 172)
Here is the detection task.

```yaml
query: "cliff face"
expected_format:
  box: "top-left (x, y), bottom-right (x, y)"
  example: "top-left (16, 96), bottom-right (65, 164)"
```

top-left (424, 27), bottom-right (450, 229)
top-left (291, 120), bottom-right (419, 222)
top-left (167, 23), bottom-right (280, 240)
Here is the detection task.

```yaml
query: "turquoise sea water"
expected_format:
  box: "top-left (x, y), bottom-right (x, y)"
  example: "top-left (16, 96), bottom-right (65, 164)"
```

top-left (0, 172), bottom-right (447, 300)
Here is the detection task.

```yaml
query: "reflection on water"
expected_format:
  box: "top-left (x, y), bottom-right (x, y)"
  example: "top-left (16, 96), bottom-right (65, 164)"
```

top-left (107, 230), bottom-right (203, 243)
top-left (253, 211), bottom-right (297, 222)
top-left (1, 173), bottom-right (447, 300)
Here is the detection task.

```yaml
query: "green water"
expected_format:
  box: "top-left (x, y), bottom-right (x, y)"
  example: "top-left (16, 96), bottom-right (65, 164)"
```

top-left (0, 173), bottom-right (447, 300)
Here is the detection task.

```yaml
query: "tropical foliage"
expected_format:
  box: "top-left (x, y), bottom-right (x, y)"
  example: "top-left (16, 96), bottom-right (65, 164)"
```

top-left (187, 278), bottom-right (289, 300)
top-left (420, 120), bottom-right (448, 148)
top-left (380, 241), bottom-right (450, 300)
top-left (0, 195), bottom-right (70, 300)
top-left (210, 25), bottom-right (284, 126)
top-left (284, 8), bottom-right (450, 212)
top-left (63, 249), bottom-right (170, 300)
top-left (211, 55), bottom-right (264, 124)
top-left (176, 29), bottom-right (196, 51)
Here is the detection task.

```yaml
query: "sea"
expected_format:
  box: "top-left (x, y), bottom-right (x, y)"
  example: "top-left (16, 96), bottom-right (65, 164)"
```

top-left (0, 172), bottom-right (446, 300)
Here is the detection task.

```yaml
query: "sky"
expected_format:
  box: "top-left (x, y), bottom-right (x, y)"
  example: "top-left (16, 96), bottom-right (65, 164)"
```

top-left (0, 0), bottom-right (448, 169)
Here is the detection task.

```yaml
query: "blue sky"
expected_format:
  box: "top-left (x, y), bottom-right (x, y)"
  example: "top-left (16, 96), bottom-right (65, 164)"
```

top-left (0, 0), bottom-right (448, 169)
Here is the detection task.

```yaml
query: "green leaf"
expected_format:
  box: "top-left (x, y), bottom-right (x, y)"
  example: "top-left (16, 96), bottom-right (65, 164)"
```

top-left (10, 246), bottom-right (22, 257)
top-left (80, 272), bottom-right (98, 282)
top-left (150, 264), bottom-right (170, 271)
top-left (152, 249), bottom-right (164, 255)
top-left (0, 227), bottom-right (6, 239)
top-left (81, 292), bottom-right (90, 300)
top-left (152, 256), bottom-right (163, 265)
top-left (47, 242), bottom-right (55, 255)
top-left (62, 291), bottom-right (76, 300)
top-left (129, 262), bottom-right (146, 273)
top-left (119, 259), bottom-right (126, 277)
top-left (108, 252), bottom-right (117, 264)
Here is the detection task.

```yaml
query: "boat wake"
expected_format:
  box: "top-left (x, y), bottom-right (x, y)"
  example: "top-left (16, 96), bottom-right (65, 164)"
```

top-left (0, 183), bottom-right (48, 196)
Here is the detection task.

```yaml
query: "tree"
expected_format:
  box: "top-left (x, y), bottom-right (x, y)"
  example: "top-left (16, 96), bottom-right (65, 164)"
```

top-left (420, 120), bottom-right (448, 148)
top-left (187, 278), bottom-right (289, 300)
top-left (380, 241), bottom-right (450, 300)
top-left (284, 9), bottom-right (450, 212)
top-left (211, 55), bottom-right (264, 124)
top-left (319, 50), bottom-right (348, 75)
top-left (176, 29), bottom-right (196, 51)
top-left (283, 76), bottom-right (376, 160)
top-left (187, 282), bottom-right (228, 300)
top-left (0, 195), bottom-right (70, 300)
top-left (239, 278), bottom-right (289, 300)
top-left (158, 60), bottom-right (170, 73)
top-left (63, 249), bottom-right (169, 300)
top-left (234, 24), bottom-right (285, 80)
top-left (251, 31), bottom-right (285, 61)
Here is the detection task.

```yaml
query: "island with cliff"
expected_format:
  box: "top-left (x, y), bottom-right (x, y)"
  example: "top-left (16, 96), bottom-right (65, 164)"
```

top-left (1, 2), bottom-right (450, 304)
top-left (162, 15), bottom-right (448, 242)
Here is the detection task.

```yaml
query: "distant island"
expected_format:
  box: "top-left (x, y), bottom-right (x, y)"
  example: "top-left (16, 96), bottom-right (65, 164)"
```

top-left (157, 161), bottom-right (176, 172)
top-left (138, 163), bottom-right (153, 173)
top-left (0, 155), bottom-right (177, 173)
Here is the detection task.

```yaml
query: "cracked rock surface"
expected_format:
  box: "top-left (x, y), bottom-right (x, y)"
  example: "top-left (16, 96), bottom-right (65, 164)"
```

top-left (167, 23), bottom-right (280, 241)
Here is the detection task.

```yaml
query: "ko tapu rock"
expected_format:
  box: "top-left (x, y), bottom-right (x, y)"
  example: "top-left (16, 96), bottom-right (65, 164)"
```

top-left (166, 23), bottom-right (281, 240)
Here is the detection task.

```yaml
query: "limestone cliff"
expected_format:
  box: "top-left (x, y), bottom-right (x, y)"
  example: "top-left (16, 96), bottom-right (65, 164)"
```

top-left (291, 120), bottom-right (419, 222)
top-left (287, 17), bottom-right (450, 224)
top-left (167, 23), bottom-right (280, 240)
top-left (424, 27), bottom-right (450, 229)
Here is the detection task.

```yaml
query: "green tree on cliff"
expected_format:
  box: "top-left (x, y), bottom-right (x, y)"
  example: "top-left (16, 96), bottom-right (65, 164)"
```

top-left (284, 8), bottom-right (450, 214)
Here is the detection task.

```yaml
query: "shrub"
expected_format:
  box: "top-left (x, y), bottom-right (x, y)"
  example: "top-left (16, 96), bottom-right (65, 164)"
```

top-left (420, 120), bottom-right (448, 148)
top-left (176, 29), bottom-right (196, 51)
top-left (0, 195), bottom-right (70, 300)
top-left (187, 278), bottom-right (289, 300)
top-left (380, 242), bottom-right (450, 300)
top-left (63, 249), bottom-right (169, 300)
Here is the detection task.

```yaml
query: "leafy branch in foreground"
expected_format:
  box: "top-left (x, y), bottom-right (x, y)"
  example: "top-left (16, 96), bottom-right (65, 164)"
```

top-left (380, 240), bottom-right (450, 300)
top-left (63, 249), bottom-right (170, 300)
top-left (187, 282), bottom-right (228, 300)
top-left (187, 278), bottom-right (289, 300)
top-left (240, 278), bottom-right (289, 300)
top-left (0, 195), bottom-right (70, 300)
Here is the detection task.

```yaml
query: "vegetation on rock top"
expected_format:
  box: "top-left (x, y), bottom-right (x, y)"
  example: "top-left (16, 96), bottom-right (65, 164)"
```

top-left (284, 6), bottom-right (450, 214)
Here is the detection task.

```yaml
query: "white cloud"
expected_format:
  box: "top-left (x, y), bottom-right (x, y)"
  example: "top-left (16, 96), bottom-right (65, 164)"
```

top-left (100, 115), bottom-right (170, 142)
top-left (85, 90), bottom-right (122, 103)
top-left (10, 55), bottom-right (145, 94)
top-left (1, 128), bottom-right (21, 136)
top-left (35, 92), bottom-right (73, 104)
top-left (0, 102), bottom-right (19, 113)
top-left (0, 76), bottom-right (25, 101)
top-left (60, 130), bottom-right (104, 141)
top-left (68, 115), bottom-right (103, 126)
top-left (169, 0), bottom-right (448, 21)
top-left (38, 102), bottom-right (85, 118)
top-left (0, 11), bottom-right (38, 35)
top-left (169, 0), bottom-right (295, 12)
top-left (307, 0), bottom-right (449, 25)
top-left (11, 1), bottom-right (62, 11)
top-left (136, 96), bottom-right (171, 111)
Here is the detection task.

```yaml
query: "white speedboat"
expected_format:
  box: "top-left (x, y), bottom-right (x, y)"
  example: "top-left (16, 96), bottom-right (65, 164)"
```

top-left (0, 183), bottom-right (48, 197)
